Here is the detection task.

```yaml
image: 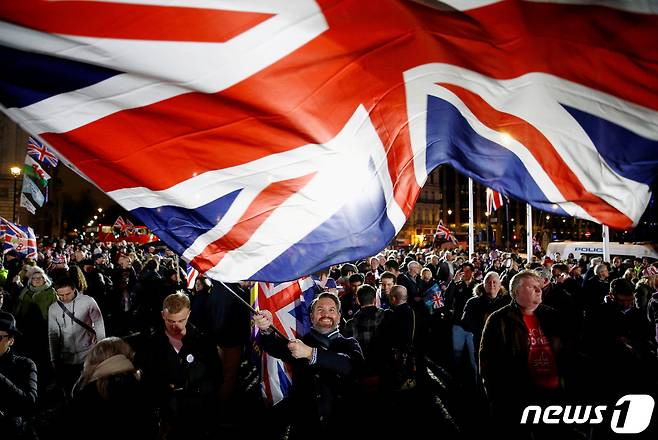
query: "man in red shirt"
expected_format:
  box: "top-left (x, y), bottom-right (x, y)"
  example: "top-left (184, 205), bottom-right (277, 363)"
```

top-left (479, 270), bottom-right (570, 437)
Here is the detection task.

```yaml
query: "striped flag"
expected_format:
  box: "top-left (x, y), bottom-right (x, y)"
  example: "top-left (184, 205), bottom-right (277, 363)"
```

top-left (435, 220), bottom-right (457, 244)
top-left (20, 193), bottom-right (36, 214)
top-left (0, 217), bottom-right (37, 258)
top-left (26, 136), bottom-right (59, 167)
top-left (1, 1), bottom-right (657, 282)
top-left (125, 217), bottom-right (135, 233)
top-left (251, 276), bottom-right (319, 406)
top-left (21, 174), bottom-right (46, 207)
top-left (24, 155), bottom-right (51, 186)
top-left (185, 265), bottom-right (199, 289)
top-left (486, 188), bottom-right (505, 216)
top-left (113, 216), bottom-right (128, 232)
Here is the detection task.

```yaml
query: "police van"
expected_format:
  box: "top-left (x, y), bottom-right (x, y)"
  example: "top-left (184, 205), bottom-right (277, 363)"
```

top-left (546, 241), bottom-right (658, 261)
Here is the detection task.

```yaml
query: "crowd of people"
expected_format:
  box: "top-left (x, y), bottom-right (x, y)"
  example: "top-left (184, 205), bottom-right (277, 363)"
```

top-left (1, 237), bottom-right (657, 439)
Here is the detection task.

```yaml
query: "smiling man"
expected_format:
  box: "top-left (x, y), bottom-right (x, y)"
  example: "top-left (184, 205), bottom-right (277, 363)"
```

top-left (255, 292), bottom-right (363, 439)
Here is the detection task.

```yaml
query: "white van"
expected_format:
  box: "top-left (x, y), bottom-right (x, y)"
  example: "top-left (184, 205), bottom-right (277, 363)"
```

top-left (546, 241), bottom-right (658, 261)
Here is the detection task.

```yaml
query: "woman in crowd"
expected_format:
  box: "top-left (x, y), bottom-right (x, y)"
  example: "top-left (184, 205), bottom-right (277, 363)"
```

top-left (70, 337), bottom-right (156, 440)
top-left (13, 267), bottom-right (56, 367)
top-left (14, 267), bottom-right (55, 322)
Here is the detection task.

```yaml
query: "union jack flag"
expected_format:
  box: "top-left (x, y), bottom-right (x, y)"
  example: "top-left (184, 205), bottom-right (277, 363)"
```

top-left (251, 276), bottom-right (319, 406)
top-left (1, 1), bottom-right (657, 282)
top-left (113, 216), bottom-right (127, 232)
top-left (26, 137), bottom-right (59, 167)
top-left (0, 217), bottom-right (37, 259)
top-left (185, 265), bottom-right (199, 289)
top-left (423, 282), bottom-right (446, 312)
top-left (124, 218), bottom-right (135, 233)
top-left (435, 220), bottom-right (457, 244)
top-left (486, 187), bottom-right (506, 216)
top-left (112, 216), bottom-right (134, 233)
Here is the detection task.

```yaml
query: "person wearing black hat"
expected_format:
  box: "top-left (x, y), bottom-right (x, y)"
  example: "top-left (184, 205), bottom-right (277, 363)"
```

top-left (0, 311), bottom-right (38, 439)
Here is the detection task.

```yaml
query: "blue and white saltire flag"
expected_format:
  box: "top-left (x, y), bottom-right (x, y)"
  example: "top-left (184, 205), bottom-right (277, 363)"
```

top-left (1, 1), bottom-right (657, 282)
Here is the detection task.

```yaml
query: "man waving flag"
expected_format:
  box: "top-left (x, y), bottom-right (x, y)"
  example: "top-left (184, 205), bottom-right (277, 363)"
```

top-left (1, 1), bottom-right (657, 282)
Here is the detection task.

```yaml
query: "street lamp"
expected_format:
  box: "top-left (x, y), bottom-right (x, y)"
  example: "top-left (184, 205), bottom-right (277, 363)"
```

top-left (10, 166), bottom-right (21, 222)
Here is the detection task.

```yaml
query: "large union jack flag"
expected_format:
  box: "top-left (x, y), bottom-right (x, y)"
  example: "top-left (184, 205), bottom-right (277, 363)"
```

top-left (1, 1), bottom-right (657, 282)
top-left (251, 276), bottom-right (318, 405)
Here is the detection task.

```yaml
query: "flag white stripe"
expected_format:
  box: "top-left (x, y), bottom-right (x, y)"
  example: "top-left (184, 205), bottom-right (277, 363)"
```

top-left (1, 1), bottom-right (328, 133)
top-left (204, 105), bottom-right (392, 281)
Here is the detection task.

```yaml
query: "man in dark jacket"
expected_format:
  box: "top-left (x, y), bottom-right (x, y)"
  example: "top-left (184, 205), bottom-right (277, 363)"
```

top-left (380, 284), bottom-right (429, 388)
top-left (461, 271), bottom-right (511, 358)
top-left (0, 311), bottom-right (38, 439)
top-left (255, 292), bottom-right (363, 439)
top-left (343, 284), bottom-right (387, 383)
top-left (206, 281), bottom-right (252, 407)
top-left (135, 292), bottom-right (222, 440)
top-left (445, 263), bottom-right (477, 381)
top-left (583, 278), bottom-right (657, 399)
top-left (479, 271), bottom-right (569, 437)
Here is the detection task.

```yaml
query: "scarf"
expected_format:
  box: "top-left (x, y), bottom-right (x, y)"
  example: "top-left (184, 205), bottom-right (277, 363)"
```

top-left (90, 354), bottom-right (135, 382)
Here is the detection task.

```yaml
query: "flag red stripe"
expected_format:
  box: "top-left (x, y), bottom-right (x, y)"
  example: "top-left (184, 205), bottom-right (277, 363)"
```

top-left (259, 282), bottom-right (302, 336)
top-left (440, 83), bottom-right (633, 228)
top-left (261, 355), bottom-right (273, 404)
top-left (192, 173), bottom-right (316, 272)
top-left (0, 0), bottom-right (273, 43)
top-left (417, 0), bottom-right (658, 110)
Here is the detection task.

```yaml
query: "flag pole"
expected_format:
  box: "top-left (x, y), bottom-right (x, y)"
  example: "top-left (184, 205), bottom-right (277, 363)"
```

top-left (175, 254), bottom-right (181, 284)
top-left (602, 224), bottom-right (610, 263)
top-left (482, 211), bottom-right (486, 251)
top-left (505, 202), bottom-right (510, 250)
top-left (526, 203), bottom-right (533, 264)
top-left (218, 280), bottom-right (290, 342)
top-left (468, 177), bottom-right (474, 257)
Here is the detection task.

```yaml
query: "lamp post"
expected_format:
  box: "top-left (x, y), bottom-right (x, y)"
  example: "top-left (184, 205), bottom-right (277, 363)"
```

top-left (10, 166), bottom-right (21, 222)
